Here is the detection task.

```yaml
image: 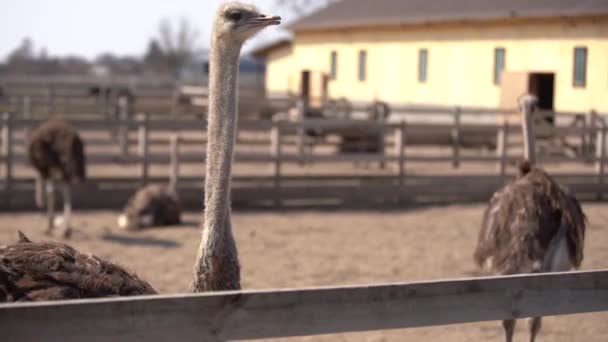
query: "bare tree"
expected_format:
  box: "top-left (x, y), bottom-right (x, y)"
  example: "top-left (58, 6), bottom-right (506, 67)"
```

top-left (5, 38), bottom-right (35, 74)
top-left (143, 39), bottom-right (168, 73)
top-left (156, 18), bottom-right (201, 78)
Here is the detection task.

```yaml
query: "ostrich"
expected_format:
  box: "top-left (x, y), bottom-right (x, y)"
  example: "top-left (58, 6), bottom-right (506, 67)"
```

top-left (0, 2), bottom-right (280, 301)
top-left (28, 120), bottom-right (86, 238)
top-left (117, 135), bottom-right (181, 230)
top-left (473, 95), bottom-right (586, 342)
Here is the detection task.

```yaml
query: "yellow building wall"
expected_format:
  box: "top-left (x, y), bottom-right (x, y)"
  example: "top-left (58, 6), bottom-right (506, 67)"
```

top-left (264, 44), bottom-right (296, 96)
top-left (266, 18), bottom-right (608, 112)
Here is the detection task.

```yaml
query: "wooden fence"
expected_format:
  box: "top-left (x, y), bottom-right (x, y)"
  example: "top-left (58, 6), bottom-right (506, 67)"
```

top-left (2, 94), bottom-right (608, 340)
top-left (1, 269), bottom-right (607, 341)
top-left (1, 107), bottom-right (607, 209)
top-left (0, 78), bottom-right (265, 118)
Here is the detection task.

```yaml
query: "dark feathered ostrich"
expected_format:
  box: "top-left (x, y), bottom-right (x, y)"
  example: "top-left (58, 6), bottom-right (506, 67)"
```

top-left (0, 232), bottom-right (156, 301)
top-left (28, 120), bottom-right (86, 238)
top-left (117, 135), bottom-right (181, 230)
top-left (0, 2), bottom-right (279, 301)
top-left (473, 95), bottom-right (586, 342)
top-left (118, 185), bottom-right (181, 230)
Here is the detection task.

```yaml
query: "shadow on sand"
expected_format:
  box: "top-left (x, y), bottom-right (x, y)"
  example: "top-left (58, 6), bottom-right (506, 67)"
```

top-left (101, 231), bottom-right (181, 248)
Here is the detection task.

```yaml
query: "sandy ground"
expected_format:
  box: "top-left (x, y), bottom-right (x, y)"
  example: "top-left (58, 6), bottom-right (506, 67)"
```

top-left (1, 203), bottom-right (607, 341)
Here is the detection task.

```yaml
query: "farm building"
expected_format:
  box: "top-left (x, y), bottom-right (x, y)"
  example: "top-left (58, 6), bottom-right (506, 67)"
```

top-left (255, 0), bottom-right (608, 113)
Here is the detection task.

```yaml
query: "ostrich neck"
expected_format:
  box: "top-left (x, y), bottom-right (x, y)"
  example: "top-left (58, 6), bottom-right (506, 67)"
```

top-left (191, 37), bottom-right (242, 292)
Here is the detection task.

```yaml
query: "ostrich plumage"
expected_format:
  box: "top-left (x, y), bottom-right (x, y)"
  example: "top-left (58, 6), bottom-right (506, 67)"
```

top-left (29, 120), bottom-right (85, 183)
top-left (118, 184), bottom-right (181, 230)
top-left (474, 160), bottom-right (586, 342)
top-left (29, 120), bottom-right (85, 237)
top-left (474, 160), bottom-right (586, 274)
top-left (0, 232), bottom-right (155, 301)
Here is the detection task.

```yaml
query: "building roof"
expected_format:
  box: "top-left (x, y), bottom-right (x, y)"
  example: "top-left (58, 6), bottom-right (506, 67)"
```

top-left (290, 0), bottom-right (608, 31)
top-left (250, 38), bottom-right (293, 59)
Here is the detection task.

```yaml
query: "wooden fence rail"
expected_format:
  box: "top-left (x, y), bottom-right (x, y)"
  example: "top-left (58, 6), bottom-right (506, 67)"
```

top-left (1, 269), bottom-right (607, 341)
top-left (2, 110), bottom-right (608, 209)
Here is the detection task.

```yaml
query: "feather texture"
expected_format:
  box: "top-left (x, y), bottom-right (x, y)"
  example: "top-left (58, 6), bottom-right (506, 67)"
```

top-left (0, 233), bottom-right (156, 302)
top-left (474, 162), bottom-right (586, 275)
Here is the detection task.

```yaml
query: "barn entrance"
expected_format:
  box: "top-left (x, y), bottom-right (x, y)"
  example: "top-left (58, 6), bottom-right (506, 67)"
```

top-left (529, 72), bottom-right (555, 124)
top-left (500, 71), bottom-right (556, 124)
top-left (300, 70), bottom-right (311, 102)
top-left (529, 73), bottom-right (554, 111)
top-left (299, 70), bottom-right (329, 109)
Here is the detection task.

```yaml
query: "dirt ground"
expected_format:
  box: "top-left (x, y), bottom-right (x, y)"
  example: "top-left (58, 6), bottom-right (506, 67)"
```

top-left (1, 203), bottom-right (607, 341)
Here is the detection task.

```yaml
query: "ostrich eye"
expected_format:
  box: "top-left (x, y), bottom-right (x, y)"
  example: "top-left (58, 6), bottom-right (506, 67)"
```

top-left (227, 11), bottom-right (243, 21)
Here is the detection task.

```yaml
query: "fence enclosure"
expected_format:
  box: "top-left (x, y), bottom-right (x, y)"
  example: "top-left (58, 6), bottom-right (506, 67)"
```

top-left (1, 102), bottom-right (608, 210)
top-left (1, 269), bottom-right (607, 341)
top-left (2, 89), bottom-right (608, 340)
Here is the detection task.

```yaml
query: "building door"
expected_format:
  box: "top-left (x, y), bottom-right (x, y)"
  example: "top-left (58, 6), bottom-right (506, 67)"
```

top-left (528, 73), bottom-right (555, 124)
top-left (500, 71), bottom-right (556, 124)
top-left (300, 70), bottom-right (311, 100)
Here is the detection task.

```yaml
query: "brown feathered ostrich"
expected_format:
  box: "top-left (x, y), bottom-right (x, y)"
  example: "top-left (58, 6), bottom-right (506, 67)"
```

top-left (117, 135), bottom-right (181, 230)
top-left (117, 185), bottom-right (181, 230)
top-left (473, 95), bottom-right (586, 342)
top-left (0, 3), bottom-right (280, 301)
top-left (28, 120), bottom-right (86, 238)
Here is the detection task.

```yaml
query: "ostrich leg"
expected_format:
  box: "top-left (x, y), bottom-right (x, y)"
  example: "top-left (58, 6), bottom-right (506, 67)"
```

top-left (44, 180), bottom-right (55, 235)
top-left (35, 174), bottom-right (46, 208)
top-left (503, 319), bottom-right (516, 342)
top-left (529, 317), bottom-right (542, 342)
top-left (62, 182), bottom-right (73, 238)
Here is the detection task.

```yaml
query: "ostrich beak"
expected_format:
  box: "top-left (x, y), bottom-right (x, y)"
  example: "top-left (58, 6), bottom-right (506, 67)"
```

top-left (250, 15), bottom-right (281, 27)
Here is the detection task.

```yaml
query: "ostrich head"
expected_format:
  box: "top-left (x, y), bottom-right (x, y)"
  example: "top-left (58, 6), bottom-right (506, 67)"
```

top-left (214, 2), bottom-right (281, 44)
top-left (517, 93), bottom-right (538, 113)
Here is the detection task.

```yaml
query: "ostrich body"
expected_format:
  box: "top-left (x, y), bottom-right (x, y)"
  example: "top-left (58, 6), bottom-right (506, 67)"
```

top-left (473, 96), bottom-right (586, 342)
top-left (117, 184), bottom-right (181, 230)
top-left (0, 3), bottom-right (279, 302)
top-left (118, 135), bottom-right (182, 230)
top-left (28, 120), bottom-right (86, 238)
top-left (0, 232), bottom-right (155, 301)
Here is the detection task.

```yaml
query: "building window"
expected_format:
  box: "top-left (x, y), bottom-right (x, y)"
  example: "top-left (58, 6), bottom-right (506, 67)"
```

top-left (330, 51), bottom-right (338, 80)
top-left (418, 49), bottom-right (428, 83)
top-left (573, 46), bottom-right (587, 87)
top-left (358, 50), bottom-right (367, 82)
top-left (494, 47), bottom-right (506, 85)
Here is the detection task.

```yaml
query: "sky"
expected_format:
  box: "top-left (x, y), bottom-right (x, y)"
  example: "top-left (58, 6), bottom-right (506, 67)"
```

top-left (0, 0), bottom-right (301, 61)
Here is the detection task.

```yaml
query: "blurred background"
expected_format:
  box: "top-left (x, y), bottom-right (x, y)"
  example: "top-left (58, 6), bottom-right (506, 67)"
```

top-left (1, 1), bottom-right (608, 341)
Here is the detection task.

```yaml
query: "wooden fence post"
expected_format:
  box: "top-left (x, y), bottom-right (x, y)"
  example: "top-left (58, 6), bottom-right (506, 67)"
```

top-left (169, 134), bottom-right (180, 194)
top-left (104, 88), bottom-right (115, 123)
top-left (578, 114), bottom-right (587, 157)
top-left (496, 120), bottom-right (509, 183)
top-left (588, 110), bottom-right (598, 159)
top-left (22, 96), bottom-right (32, 145)
top-left (118, 96), bottom-right (130, 158)
top-left (451, 106), bottom-right (461, 168)
top-left (270, 122), bottom-right (282, 207)
top-left (394, 121), bottom-right (406, 203)
top-left (137, 113), bottom-right (149, 186)
top-left (378, 119), bottom-right (386, 170)
top-left (595, 124), bottom-right (606, 200)
top-left (47, 85), bottom-right (55, 116)
top-left (2, 113), bottom-right (13, 208)
top-left (295, 100), bottom-right (305, 165)
top-left (95, 84), bottom-right (104, 116)
top-left (520, 98), bottom-right (536, 164)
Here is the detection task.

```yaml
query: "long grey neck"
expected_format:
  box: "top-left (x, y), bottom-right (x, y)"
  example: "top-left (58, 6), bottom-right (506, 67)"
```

top-left (520, 98), bottom-right (537, 165)
top-left (191, 37), bottom-right (242, 292)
